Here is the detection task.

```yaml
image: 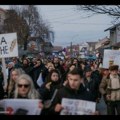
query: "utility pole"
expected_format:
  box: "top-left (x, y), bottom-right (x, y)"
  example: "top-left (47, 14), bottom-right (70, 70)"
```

top-left (70, 42), bottom-right (73, 58)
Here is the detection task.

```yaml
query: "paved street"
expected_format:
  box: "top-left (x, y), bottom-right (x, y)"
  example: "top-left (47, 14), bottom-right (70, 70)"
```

top-left (96, 96), bottom-right (107, 115)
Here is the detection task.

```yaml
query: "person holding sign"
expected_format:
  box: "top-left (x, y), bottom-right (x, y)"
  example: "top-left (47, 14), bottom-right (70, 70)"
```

top-left (99, 65), bottom-right (120, 115)
top-left (50, 68), bottom-right (99, 115)
top-left (2, 74), bottom-right (43, 115)
top-left (14, 74), bottom-right (41, 99)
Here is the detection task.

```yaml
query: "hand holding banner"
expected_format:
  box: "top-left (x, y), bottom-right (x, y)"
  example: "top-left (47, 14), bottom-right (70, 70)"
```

top-left (60, 98), bottom-right (96, 115)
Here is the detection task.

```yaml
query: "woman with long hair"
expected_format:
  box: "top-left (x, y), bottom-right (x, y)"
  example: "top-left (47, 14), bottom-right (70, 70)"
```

top-left (14, 74), bottom-right (40, 99)
top-left (7, 68), bottom-right (25, 98)
top-left (39, 69), bottom-right (62, 115)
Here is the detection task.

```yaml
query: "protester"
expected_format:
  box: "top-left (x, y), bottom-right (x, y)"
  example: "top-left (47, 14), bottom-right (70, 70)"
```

top-left (7, 62), bottom-right (15, 85)
top-left (12, 74), bottom-right (44, 114)
top-left (53, 57), bottom-right (65, 78)
top-left (14, 74), bottom-right (40, 99)
top-left (7, 68), bottom-right (25, 98)
top-left (39, 69), bottom-right (62, 115)
top-left (61, 64), bottom-right (76, 84)
top-left (49, 68), bottom-right (98, 115)
top-left (42, 62), bottom-right (55, 83)
top-left (99, 65), bottom-right (120, 115)
top-left (83, 66), bottom-right (101, 102)
top-left (71, 58), bottom-right (79, 68)
top-left (39, 69), bottom-right (62, 102)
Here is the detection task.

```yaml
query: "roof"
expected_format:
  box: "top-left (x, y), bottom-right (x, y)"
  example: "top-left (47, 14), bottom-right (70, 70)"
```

top-left (87, 42), bottom-right (97, 45)
top-left (0, 8), bottom-right (7, 13)
top-left (104, 23), bottom-right (120, 31)
top-left (53, 46), bottom-right (63, 52)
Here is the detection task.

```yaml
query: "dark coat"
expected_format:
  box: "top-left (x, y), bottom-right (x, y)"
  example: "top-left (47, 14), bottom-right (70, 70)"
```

top-left (50, 83), bottom-right (95, 115)
top-left (41, 67), bottom-right (49, 83)
top-left (39, 80), bottom-right (63, 115)
top-left (83, 75), bottom-right (101, 101)
top-left (0, 72), bottom-right (4, 99)
top-left (39, 80), bottom-right (62, 101)
top-left (33, 64), bottom-right (45, 82)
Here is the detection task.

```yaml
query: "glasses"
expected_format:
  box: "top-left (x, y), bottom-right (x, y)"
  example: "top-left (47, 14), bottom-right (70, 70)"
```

top-left (18, 84), bottom-right (30, 88)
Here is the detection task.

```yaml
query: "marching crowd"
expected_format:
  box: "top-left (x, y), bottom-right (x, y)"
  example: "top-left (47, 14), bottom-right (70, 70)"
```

top-left (0, 56), bottom-right (120, 115)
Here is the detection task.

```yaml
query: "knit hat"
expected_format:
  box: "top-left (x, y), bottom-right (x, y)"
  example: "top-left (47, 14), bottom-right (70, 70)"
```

top-left (109, 65), bottom-right (119, 71)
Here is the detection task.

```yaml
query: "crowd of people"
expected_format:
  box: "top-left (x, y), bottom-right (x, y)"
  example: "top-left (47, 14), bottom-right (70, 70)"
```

top-left (0, 55), bottom-right (120, 115)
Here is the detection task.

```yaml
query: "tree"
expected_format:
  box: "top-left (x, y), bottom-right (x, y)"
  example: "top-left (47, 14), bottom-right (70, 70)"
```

top-left (17, 5), bottom-right (52, 50)
top-left (3, 7), bottom-right (29, 47)
top-left (20, 5), bottom-right (51, 37)
top-left (4, 5), bottom-right (52, 50)
top-left (76, 5), bottom-right (120, 24)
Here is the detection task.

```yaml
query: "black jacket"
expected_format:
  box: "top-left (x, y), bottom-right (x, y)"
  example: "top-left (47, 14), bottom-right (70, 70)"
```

top-left (50, 83), bottom-right (95, 115)
top-left (39, 80), bottom-right (63, 115)
top-left (83, 75), bottom-right (101, 101)
top-left (0, 72), bottom-right (4, 99)
top-left (39, 80), bottom-right (62, 101)
top-left (33, 64), bottom-right (45, 82)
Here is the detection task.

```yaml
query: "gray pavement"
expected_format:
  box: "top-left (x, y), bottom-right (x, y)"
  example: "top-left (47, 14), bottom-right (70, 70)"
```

top-left (96, 96), bottom-right (107, 115)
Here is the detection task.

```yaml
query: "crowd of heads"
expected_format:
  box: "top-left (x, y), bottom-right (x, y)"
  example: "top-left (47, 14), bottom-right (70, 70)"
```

top-left (0, 55), bottom-right (120, 115)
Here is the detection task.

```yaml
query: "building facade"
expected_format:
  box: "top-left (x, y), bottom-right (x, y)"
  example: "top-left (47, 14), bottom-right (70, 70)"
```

top-left (105, 23), bottom-right (120, 49)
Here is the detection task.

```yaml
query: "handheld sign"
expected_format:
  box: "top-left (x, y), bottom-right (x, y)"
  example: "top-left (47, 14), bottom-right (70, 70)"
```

top-left (60, 98), bottom-right (96, 115)
top-left (0, 99), bottom-right (42, 115)
top-left (0, 33), bottom-right (18, 90)
top-left (0, 33), bottom-right (18, 58)
top-left (103, 50), bottom-right (120, 69)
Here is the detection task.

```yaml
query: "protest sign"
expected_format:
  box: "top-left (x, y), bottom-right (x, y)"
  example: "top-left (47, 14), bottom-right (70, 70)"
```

top-left (103, 50), bottom-right (120, 68)
top-left (0, 33), bottom-right (18, 90)
top-left (0, 99), bottom-right (42, 115)
top-left (0, 33), bottom-right (18, 58)
top-left (60, 98), bottom-right (96, 115)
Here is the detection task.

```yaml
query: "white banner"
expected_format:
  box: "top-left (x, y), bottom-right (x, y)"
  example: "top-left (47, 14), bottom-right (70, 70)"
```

top-left (0, 33), bottom-right (18, 58)
top-left (0, 99), bottom-right (42, 115)
top-left (60, 98), bottom-right (96, 115)
top-left (103, 50), bottom-right (120, 68)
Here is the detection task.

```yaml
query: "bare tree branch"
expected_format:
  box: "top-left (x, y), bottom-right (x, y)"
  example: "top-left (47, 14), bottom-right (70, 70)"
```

top-left (77, 5), bottom-right (120, 20)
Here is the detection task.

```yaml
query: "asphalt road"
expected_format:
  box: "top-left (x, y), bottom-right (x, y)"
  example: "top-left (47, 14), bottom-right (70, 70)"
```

top-left (96, 96), bottom-right (107, 115)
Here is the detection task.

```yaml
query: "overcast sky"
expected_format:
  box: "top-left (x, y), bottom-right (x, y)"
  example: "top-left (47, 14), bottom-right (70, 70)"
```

top-left (0, 5), bottom-right (113, 47)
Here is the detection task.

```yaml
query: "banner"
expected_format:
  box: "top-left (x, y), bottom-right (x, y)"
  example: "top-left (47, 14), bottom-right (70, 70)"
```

top-left (0, 99), bottom-right (42, 115)
top-left (0, 33), bottom-right (18, 58)
top-left (103, 50), bottom-right (120, 68)
top-left (60, 98), bottom-right (96, 115)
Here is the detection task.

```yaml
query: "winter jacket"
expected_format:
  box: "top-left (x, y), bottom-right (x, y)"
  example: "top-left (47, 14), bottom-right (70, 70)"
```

top-left (39, 80), bottom-right (62, 101)
top-left (50, 83), bottom-right (95, 115)
top-left (99, 74), bottom-right (120, 102)
top-left (83, 75), bottom-right (101, 101)
top-left (39, 80), bottom-right (63, 115)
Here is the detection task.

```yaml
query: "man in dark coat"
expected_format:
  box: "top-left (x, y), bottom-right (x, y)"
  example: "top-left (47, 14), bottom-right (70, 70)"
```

top-left (83, 67), bottom-right (101, 102)
top-left (50, 68), bottom-right (97, 115)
